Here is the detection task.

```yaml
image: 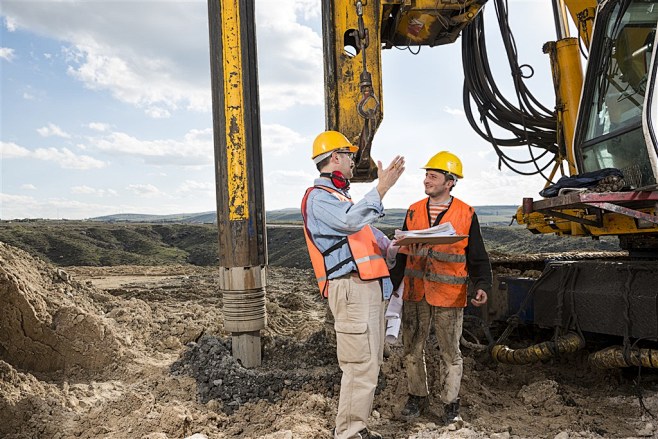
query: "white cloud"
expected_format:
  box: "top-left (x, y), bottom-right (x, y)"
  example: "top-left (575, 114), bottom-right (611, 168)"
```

top-left (443, 106), bottom-right (465, 116)
top-left (1, 141), bottom-right (30, 158)
top-left (177, 180), bottom-right (214, 193)
top-left (459, 169), bottom-right (546, 206)
top-left (0, 47), bottom-right (15, 62)
top-left (256, 2), bottom-right (323, 110)
top-left (2, 141), bottom-right (107, 169)
top-left (88, 122), bottom-right (110, 132)
top-left (4, 16), bottom-right (17, 32)
top-left (274, 0), bottom-right (321, 20)
top-left (1, 0), bottom-right (323, 116)
top-left (89, 129), bottom-right (213, 166)
top-left (2, 1), bottom-right (212, 117)
top-left (477, 149), bottom-right (495, 159)
top-left (64, 43), bottom-right (196, 118)
top-left (71, 185), bottom-right (118, 197)
top-left (20, 184), bottom-right (37, 190)
top-left (37, 123), bottom-right (72, 139)
top-left (21, 85), bottom-right (41, 101)
top-left (267, 169), bottom-right (315, 182)
top-left (264, 168), bottom-right (317, 210)
top-left (0, 192), bottom-right (132, 220)
top-left (32, 147), bottom-right (107, 169)
top-left (0, 193), bottom-right (39, 219)
top-left (261, 124), bottom-right (307, 155)
top-left (145, 106), bottom-right (171, 119)
top-left (126, 183), bottom-right (161, 197)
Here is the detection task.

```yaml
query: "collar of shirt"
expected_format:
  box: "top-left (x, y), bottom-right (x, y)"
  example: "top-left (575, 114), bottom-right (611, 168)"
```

top-left (313, 177), bottom-right (352, 200)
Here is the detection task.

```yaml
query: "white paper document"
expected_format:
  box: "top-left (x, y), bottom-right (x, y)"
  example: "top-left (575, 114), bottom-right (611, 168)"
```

top-left (394, 222), bottom-right (467, 246)
top-left (395, 222), bottom-right (456, 239)
top-left (385, 286), bottom-right (404, 345)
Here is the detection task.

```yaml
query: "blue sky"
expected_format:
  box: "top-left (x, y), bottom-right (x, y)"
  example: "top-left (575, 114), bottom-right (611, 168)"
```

top-left (1, 0), bottom-right (559, 219)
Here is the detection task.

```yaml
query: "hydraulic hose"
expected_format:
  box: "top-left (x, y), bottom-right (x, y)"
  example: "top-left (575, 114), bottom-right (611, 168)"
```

top-left (589, 346), bottom-right (658, 369)
top-left (491, 332), bottom-right (585, 365)
top-left (461, 0), bottom-right (559, 180)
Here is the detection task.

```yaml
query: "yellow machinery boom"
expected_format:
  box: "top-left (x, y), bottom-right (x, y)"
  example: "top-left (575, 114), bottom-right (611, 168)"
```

top-left (322, 0), bottom-right (488, 182)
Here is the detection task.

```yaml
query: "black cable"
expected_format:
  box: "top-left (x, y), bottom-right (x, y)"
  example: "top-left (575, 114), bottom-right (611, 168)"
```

top-left (462, 0), bottom-right (559, 180)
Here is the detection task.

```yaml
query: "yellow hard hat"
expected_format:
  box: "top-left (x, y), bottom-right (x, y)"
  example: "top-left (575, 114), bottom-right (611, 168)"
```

top-left (422, 151), bottom-right (463, 179)
top-left (311, 130), bottom-right (358, 161)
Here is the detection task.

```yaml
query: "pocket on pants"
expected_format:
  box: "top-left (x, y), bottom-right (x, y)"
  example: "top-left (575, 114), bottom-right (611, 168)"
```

top-left (334, 321), bottom-right (370, 363)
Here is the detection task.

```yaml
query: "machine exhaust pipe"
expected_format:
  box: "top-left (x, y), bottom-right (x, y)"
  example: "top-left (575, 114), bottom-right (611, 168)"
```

top-left (491, 332), bottom-right (585, 365)
top-left (589, 346), bottom-right (658, 369)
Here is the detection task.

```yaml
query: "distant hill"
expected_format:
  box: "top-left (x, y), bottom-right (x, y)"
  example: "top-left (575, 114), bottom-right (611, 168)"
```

top-left (0, 219), bottom-right (620, 268)
top-left (90, 212), bottom-right (216, 224)
top-left (90, 205), bottom-right (520, 227)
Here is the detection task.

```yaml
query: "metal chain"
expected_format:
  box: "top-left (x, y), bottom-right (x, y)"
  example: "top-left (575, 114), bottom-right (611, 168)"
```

top-left (353, 1), bottom-right (380, 171)
top-left (354, 0), bottom-right (380, 121)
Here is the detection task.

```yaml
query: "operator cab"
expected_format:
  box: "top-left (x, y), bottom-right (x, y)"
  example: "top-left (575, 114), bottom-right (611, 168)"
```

top-left (575, 0), bottom-right (658, 189)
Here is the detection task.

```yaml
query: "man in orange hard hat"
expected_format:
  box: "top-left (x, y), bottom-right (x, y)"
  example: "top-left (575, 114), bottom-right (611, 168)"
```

top-left (301, 130), bottom-right (405, 439)
top-left (389, 151), bottom-right (492, 427)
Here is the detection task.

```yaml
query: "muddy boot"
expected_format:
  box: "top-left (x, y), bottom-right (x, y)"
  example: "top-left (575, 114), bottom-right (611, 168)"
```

top-left (356, 428), bottom-right (383, 438)
top-left (324, 306), bottom-right (336, 347)
top-left (443, 398), bottom-right (463, 427)
top-left (400, 394), bottom-right (428, 419)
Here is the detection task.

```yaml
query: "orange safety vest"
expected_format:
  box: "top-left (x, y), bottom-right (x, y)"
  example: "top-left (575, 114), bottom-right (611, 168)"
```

top-left (403, 197), bottom-right (473, 307)
top-left (301, 186), bottom-right (390, 297)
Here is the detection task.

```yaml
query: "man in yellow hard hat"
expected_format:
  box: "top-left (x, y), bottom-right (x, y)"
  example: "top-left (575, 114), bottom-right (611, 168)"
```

top-left (389, 151), bottom-right (492, 427)
top-left (301, 130), bottom-right (405, 439)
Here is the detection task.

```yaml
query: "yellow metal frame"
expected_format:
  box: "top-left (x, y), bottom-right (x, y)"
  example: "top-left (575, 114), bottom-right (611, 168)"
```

top-left (545, 38), bottom-right (583, 176)
top-left (517, 207), bottom-right (658, 236)
top-left (221, 0), bottom-right (249, 220)
top-left (324, 0), bottom-right (383, 153)
top-left (564, 0), bottom-right (596, 47)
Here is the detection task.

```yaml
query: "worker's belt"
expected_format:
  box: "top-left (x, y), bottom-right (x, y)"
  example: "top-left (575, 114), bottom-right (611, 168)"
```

top-left (331, 271), bottom-right (359, 280)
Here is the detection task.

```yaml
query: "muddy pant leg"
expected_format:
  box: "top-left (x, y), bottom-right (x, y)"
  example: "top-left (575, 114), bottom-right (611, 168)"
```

top-left (433, 306), bottom-right (463, 404)
top-left (325, 303), bottom-right (337, 346)
top-left (402, 298), bottom-right (432, 396)
top-left (328, 277), bottom-right (384, 439)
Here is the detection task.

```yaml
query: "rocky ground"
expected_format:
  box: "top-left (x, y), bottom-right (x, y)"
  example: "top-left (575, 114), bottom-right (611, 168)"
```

top-left (1, 241), bottom-right (657, 439)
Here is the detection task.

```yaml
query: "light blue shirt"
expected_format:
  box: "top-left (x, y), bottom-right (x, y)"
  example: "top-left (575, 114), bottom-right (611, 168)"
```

top-left (304, 178), bottom-right (394, 299)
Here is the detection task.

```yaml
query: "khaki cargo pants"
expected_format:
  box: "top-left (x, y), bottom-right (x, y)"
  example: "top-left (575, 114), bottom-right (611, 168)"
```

top-left (402, 297), bottom-right (463, 404)
top-left (328, 276), bottom-right (385, 439)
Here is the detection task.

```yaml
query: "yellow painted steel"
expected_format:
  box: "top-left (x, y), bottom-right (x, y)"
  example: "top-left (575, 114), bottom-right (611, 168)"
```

top-left (328, 0), bottom-right (383, 149)
top-left (517, 207), bottom-right (658, 236)
top-left (397, 12), bottom-right (437, 43)
top-left (555, 38), bottom-right (583, 176)
top-left (386, 0), bottom-right (483, 11)
top-left (564, 0), bottom-right (597, 47)
top-left (221, 0), bottom-right (249, 220)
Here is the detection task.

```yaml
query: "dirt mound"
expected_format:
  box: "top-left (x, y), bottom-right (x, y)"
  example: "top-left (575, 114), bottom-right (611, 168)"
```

top-left (0, 242), bottom-right (123, 372)
top-left (1, 241), bottom-right (657, 439)
top-left (171, 332), bottom-right (342, 414)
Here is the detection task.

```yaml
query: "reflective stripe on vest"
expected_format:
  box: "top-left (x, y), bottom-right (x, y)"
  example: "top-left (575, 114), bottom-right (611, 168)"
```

top-left (403, 197), bottom-right (473, 307)
top-left (404, 268), bottom-right (468, 285)
top-left (407, 247), bottom-right (467, 263)
top-left (301, 186), bottom-right (389, 297)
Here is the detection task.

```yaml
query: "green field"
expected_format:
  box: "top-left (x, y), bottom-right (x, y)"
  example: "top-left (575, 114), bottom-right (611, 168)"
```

top-left (0, 215), bottom-right (620, 269)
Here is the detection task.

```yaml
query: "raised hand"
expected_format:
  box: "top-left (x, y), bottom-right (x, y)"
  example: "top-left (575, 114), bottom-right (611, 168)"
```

top-left (376, 155), bottom-right (405, 199)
